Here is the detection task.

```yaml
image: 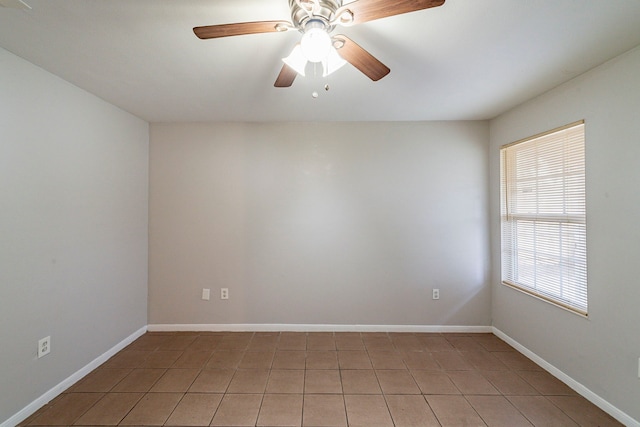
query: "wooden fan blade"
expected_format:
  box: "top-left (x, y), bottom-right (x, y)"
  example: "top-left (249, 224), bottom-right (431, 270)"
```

top-left (274, 64), bottom-right (298, 87)
top-left (341, 0), bottom-right (445, 25)
top-left (193, 21), bottom-right (291, 39)
top-left (334, 35), bottom-right (390, 81)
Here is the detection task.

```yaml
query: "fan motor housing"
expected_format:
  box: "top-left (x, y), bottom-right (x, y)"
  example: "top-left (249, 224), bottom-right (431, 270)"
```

top-left (289, 0), bottom-right (342, 31)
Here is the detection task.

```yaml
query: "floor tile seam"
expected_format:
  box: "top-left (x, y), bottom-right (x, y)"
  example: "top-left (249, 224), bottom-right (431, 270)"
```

top-left (374, 391), bottom-right (397, 427)
top-left (462, 394), bottom-right (508, 426)
top-left (407, 368), bottom-right (465, 396)
top-left (362, 346), bottom-right (410, 372)
top-left (90, 391), bottom-right (141, 427)
top-left (430, 394), bottom-right (489, 427)
top-left (383, 393), bottom-right (442, 427)
top-left (24, 392), bottom-right (105, 427)
top-left (501, 395), bottom-right (550, 427)
top-left (209, 393), bottom-right (263, 426)
top-left (300, 391), bottom-right (347, 427)
top-left (133, 390), bottom-right (547, 396)
top-left (103, 391), bottom-right (149, 426)
top-left (538, 394), bottom-right (587, 426)
top-left (164, 391), bottom-right (215, 427)
top-left (105, 367), bottom-right (523, 396)
top-left (113, 366), bottom-right (169, 393)
top-left (221, 390), bottom-right (528, 398)
top-left (355, 364), bottom-right (386, 398)
top-left (544, 395), bottom-right (621, 426)
top-left (510, 369), bottom-right (558, 395)
top-left (151, 365), bottom-right (206, 394)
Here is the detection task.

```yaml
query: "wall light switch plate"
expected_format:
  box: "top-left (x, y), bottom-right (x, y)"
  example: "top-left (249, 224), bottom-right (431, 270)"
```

top-left (202, 288), bottom-right (210, 300)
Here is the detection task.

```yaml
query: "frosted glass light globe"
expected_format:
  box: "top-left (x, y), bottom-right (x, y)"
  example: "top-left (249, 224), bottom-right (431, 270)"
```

top-left (300, 27), bottom-right (331, 63)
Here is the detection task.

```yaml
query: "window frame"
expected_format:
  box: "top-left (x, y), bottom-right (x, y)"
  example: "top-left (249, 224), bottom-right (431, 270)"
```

top-left (500, 120), bottom-right (588, 316)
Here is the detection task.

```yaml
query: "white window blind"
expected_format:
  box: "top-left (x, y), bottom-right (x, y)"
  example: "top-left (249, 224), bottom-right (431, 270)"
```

top-left (500, 121), bottom-right (587, 315)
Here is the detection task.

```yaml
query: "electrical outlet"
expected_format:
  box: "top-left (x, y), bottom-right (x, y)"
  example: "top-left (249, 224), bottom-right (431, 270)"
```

top-left (38, 336), bottom-right (50, 358)
top-left (202, 288), bottom-right (210, 300)
top-left (432, 289), bottom-right (440, 300)
top-left (221, 288), bottom-right (229, 300)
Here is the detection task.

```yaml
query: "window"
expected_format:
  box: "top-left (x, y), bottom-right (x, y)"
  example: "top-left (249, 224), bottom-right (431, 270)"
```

top-left (500, 121), bottom-right (587, 315)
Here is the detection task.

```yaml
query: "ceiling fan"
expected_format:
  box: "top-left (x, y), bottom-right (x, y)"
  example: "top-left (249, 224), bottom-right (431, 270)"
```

top-left (193, 0), bottom-right (445, 87)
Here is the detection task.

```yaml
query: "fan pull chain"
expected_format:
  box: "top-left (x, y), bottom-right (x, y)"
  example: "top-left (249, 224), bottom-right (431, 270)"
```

top-left (311, 62), bottom-right (320, 98)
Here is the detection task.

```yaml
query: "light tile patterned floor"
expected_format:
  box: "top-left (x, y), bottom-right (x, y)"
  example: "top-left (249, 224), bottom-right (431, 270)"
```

top-left (19, 331), bottom-right (621, 426)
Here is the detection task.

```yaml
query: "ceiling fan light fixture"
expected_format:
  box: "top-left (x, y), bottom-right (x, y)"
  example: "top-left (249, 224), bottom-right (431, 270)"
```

top-left (282, 44), bottom-right (307, 76)
top-left (300, 20), bottom-right (331, 63)
top-left (195, 0), bottom-right (448, 88)
top-left (322, 46), bottom-right (346, 77)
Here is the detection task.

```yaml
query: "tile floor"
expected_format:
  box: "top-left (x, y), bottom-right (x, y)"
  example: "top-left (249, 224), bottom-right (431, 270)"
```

top-left (19, 331), bottom-right (621, 426)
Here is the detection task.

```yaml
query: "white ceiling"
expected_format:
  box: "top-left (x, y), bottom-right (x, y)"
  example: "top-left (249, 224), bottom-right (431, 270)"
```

top-left (1, 0), bottom-right (640, 122)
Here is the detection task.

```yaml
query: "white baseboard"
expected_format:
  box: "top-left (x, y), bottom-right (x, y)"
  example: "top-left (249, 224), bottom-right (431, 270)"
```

top-left (492, 327), bottom-right (640, 427)
top-left (2, 326), bottom-right (147, 427)
top-left (147, 323), bottom-right (493, 333)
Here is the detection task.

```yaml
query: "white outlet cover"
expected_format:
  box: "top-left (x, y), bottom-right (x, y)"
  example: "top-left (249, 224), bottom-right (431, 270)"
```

top-left (38, 336), bottom-right (50, 358)
top-left (221, 288), bottom-right (229, 300)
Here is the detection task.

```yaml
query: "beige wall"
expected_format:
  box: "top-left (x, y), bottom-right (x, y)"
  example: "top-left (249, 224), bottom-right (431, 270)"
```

top-left (489, 46), bottom-right (640, 422)
top-left (149, 121), bottom-right (491, 327)
top-left (0, 48), bottom-right (149, 422)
